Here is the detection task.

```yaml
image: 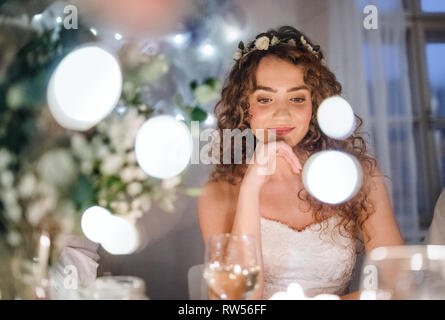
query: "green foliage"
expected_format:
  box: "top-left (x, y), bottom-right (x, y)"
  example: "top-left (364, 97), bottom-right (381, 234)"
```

top-left (184, 188), bottom-right (202, 197)
top-left (70, 174), bottom-right (95, 211)
top-left (174, 77), bottom-right (223, 125)
top-left (191, 106), bottom-right (208, 122)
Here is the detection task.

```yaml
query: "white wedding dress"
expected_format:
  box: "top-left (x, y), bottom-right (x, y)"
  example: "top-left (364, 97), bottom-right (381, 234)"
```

top-left (260, 215), bottom-right (362, 299)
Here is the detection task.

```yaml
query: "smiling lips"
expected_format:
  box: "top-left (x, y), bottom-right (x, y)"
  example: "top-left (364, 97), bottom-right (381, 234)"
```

top-left (269, 127), bottom-right (296, 136)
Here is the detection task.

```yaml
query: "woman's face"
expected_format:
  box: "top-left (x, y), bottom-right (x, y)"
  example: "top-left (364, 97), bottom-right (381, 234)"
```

top-left (248, 56), bottom-right (312, 147)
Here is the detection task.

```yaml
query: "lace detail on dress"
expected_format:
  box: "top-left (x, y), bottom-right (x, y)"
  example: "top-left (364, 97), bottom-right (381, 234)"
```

top-left (260, 215), bottom-right (359, 299)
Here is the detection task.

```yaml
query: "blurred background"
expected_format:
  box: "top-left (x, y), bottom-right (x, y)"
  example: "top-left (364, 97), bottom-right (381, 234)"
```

top-left (0, 0), bottom-right (444, 299)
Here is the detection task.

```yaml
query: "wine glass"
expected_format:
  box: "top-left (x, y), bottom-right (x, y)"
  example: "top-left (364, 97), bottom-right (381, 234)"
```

top-left (203, 234), bottom-right (261, 300)
top-left (359, 245), bottom-right (445, 300)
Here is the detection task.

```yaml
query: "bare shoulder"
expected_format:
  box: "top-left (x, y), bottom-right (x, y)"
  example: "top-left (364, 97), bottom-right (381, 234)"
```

top-left (362, 164), bottom-right (404, 254)
top-left (198, 180), bottom-right (240, 243)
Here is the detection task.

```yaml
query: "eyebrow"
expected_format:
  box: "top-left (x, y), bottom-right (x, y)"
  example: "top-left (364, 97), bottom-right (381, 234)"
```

top-left (254, 85), bottom-right (310, 93)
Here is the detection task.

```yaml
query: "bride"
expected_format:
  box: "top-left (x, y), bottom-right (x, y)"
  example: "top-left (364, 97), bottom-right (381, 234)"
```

top-left (198, 26), bottom-right (404, 300)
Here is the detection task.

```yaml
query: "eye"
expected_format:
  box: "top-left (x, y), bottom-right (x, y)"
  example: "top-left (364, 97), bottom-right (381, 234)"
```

top-left (257, 97), bottom-right (271, 104)
top-left (291, 97), bottom-right (306, 103)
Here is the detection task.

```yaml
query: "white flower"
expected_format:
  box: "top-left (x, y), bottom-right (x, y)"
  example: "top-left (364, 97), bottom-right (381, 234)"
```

top-left (134, 195), bottom-right (151, 212)
top-left (1, 189), bottom-right (18, 206)
top-left (194, 83), bottom-right (221, 105)
top-left (100, 154), bottom-right (124, 176)
top-left (134, 167), bottom-right (147, 181)
top-left (0, 170), bottom-right (14, 187)
top-left (300, 36), bottom-right (307, 45)
top-left (37, 181), bottom-right (58, 201)
top-left (254, 36), bottom-right (270, 50)
top-left (306, 44), bottom-right (314, 53)
top-left (288, 39), bottom-right (297, 47)
top-left (6, 85), bottom-right (24, 110)
top-left (27, 200), bottom-right (49, 226)
top-left (271, 36), bottom-right (280, 46)
top-left (127, 182), bottom-right (143, 197)
top-left (137, 54), bottom-right (169, 85)
top-left (18, 173), bottom-right (37, 198)
top-left (0, 148), bottom-right (14, 169)
top-left (43, 195), bottom-right (57, 211)
top-left (120, 166), bottom-right (137, 183)
top-left (36, 182), bottom-right (58, 209)
top-left (233, 48), bottom-right (242, 61)
top-left (131, 198), bottom-right (141, 210)
top-left (116, 201), bottom-right (129, 214)
top-left (110, 201), bottom-right (118, 210)
top-left (70, 134), bottom-right (90, 159)
top-left (161, 176), bottom-right (181, 190)
top-left (107, 109), bottom-right (145, 153)
top-left (97, 121), bottom-right (108, 133)
top-left (37, 149), bottom-right (77, 188)
top-left (126, 151), bottom-right (137, 164)
top-left (92, 137), bottom-right (109, 158)
top-left (5, 204), bottom-right (22, 222)
top-left (96, 145), bottom-right (110, 159)
top-left (6, 230), bottom-right (22, 247)
top-left (80, 160), bottom-right (94, 175)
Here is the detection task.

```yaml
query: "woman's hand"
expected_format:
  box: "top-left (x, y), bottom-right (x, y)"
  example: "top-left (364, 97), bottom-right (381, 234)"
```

top-left (243, 140), bottom-right (302, 190)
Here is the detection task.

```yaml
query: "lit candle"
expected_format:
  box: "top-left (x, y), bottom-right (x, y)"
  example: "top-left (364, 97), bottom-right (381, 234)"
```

top-left (37, 232), bottom-right (51, 280)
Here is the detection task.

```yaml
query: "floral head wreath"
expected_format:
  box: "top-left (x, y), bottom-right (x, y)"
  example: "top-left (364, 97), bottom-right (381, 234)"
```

top-left (233, 32), bottom-right (327, 66)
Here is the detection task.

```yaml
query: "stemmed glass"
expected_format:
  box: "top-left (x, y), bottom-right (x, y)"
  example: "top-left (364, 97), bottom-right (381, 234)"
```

top-left (359, 245), bottom-right (445, 300)
top-left (203, 234), bottom-right (261, 300)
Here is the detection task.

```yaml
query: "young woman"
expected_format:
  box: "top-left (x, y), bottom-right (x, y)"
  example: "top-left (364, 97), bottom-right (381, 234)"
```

top-left (198, 26), bottom-right (404, 300)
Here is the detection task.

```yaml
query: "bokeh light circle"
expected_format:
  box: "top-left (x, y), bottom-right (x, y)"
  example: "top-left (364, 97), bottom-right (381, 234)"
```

top-left (302, 151), bottom-right (363, 205)
top-left (317, 96), bottom-right (355, 140)
top-left (100, 215), bottom-right (139, 255)
top-left (81, 206), bottom-right (139, 255)
top-left (135, 115), bottom-right (193, 179)
top-left (47, 45), bottom-right (122, 131)
top-left (81, 206), bottom-right (112, 243)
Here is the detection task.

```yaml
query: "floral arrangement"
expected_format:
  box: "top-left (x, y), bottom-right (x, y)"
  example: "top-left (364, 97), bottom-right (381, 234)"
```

top-left (0, 7), bottom-right (221, 299)
top-left (0, 53), bottom-right (214, 249)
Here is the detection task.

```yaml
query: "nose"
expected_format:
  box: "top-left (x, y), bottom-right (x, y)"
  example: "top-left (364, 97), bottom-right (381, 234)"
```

top-left (272, 97), bottom-right (292, 118)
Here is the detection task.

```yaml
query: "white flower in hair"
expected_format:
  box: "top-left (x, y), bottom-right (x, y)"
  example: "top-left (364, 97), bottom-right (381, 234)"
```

top-left (255, 36), bottom-right (270, 50)
top-left (271, 36), bottom-right (280, 46)
top-left (287, 39), bottom-right (297, 47)
top-left (233, 48), bottom-right (243, 61)
top-left (300, 35), bottom-right (315, 53)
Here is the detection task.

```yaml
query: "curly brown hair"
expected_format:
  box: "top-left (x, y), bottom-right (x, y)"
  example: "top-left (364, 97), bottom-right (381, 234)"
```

top-left (208, 26), bottom-right (379, 248)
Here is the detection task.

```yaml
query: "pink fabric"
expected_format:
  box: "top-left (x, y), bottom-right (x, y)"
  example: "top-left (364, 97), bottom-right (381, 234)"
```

top-left (57, 235), bottom-right (100, 286)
